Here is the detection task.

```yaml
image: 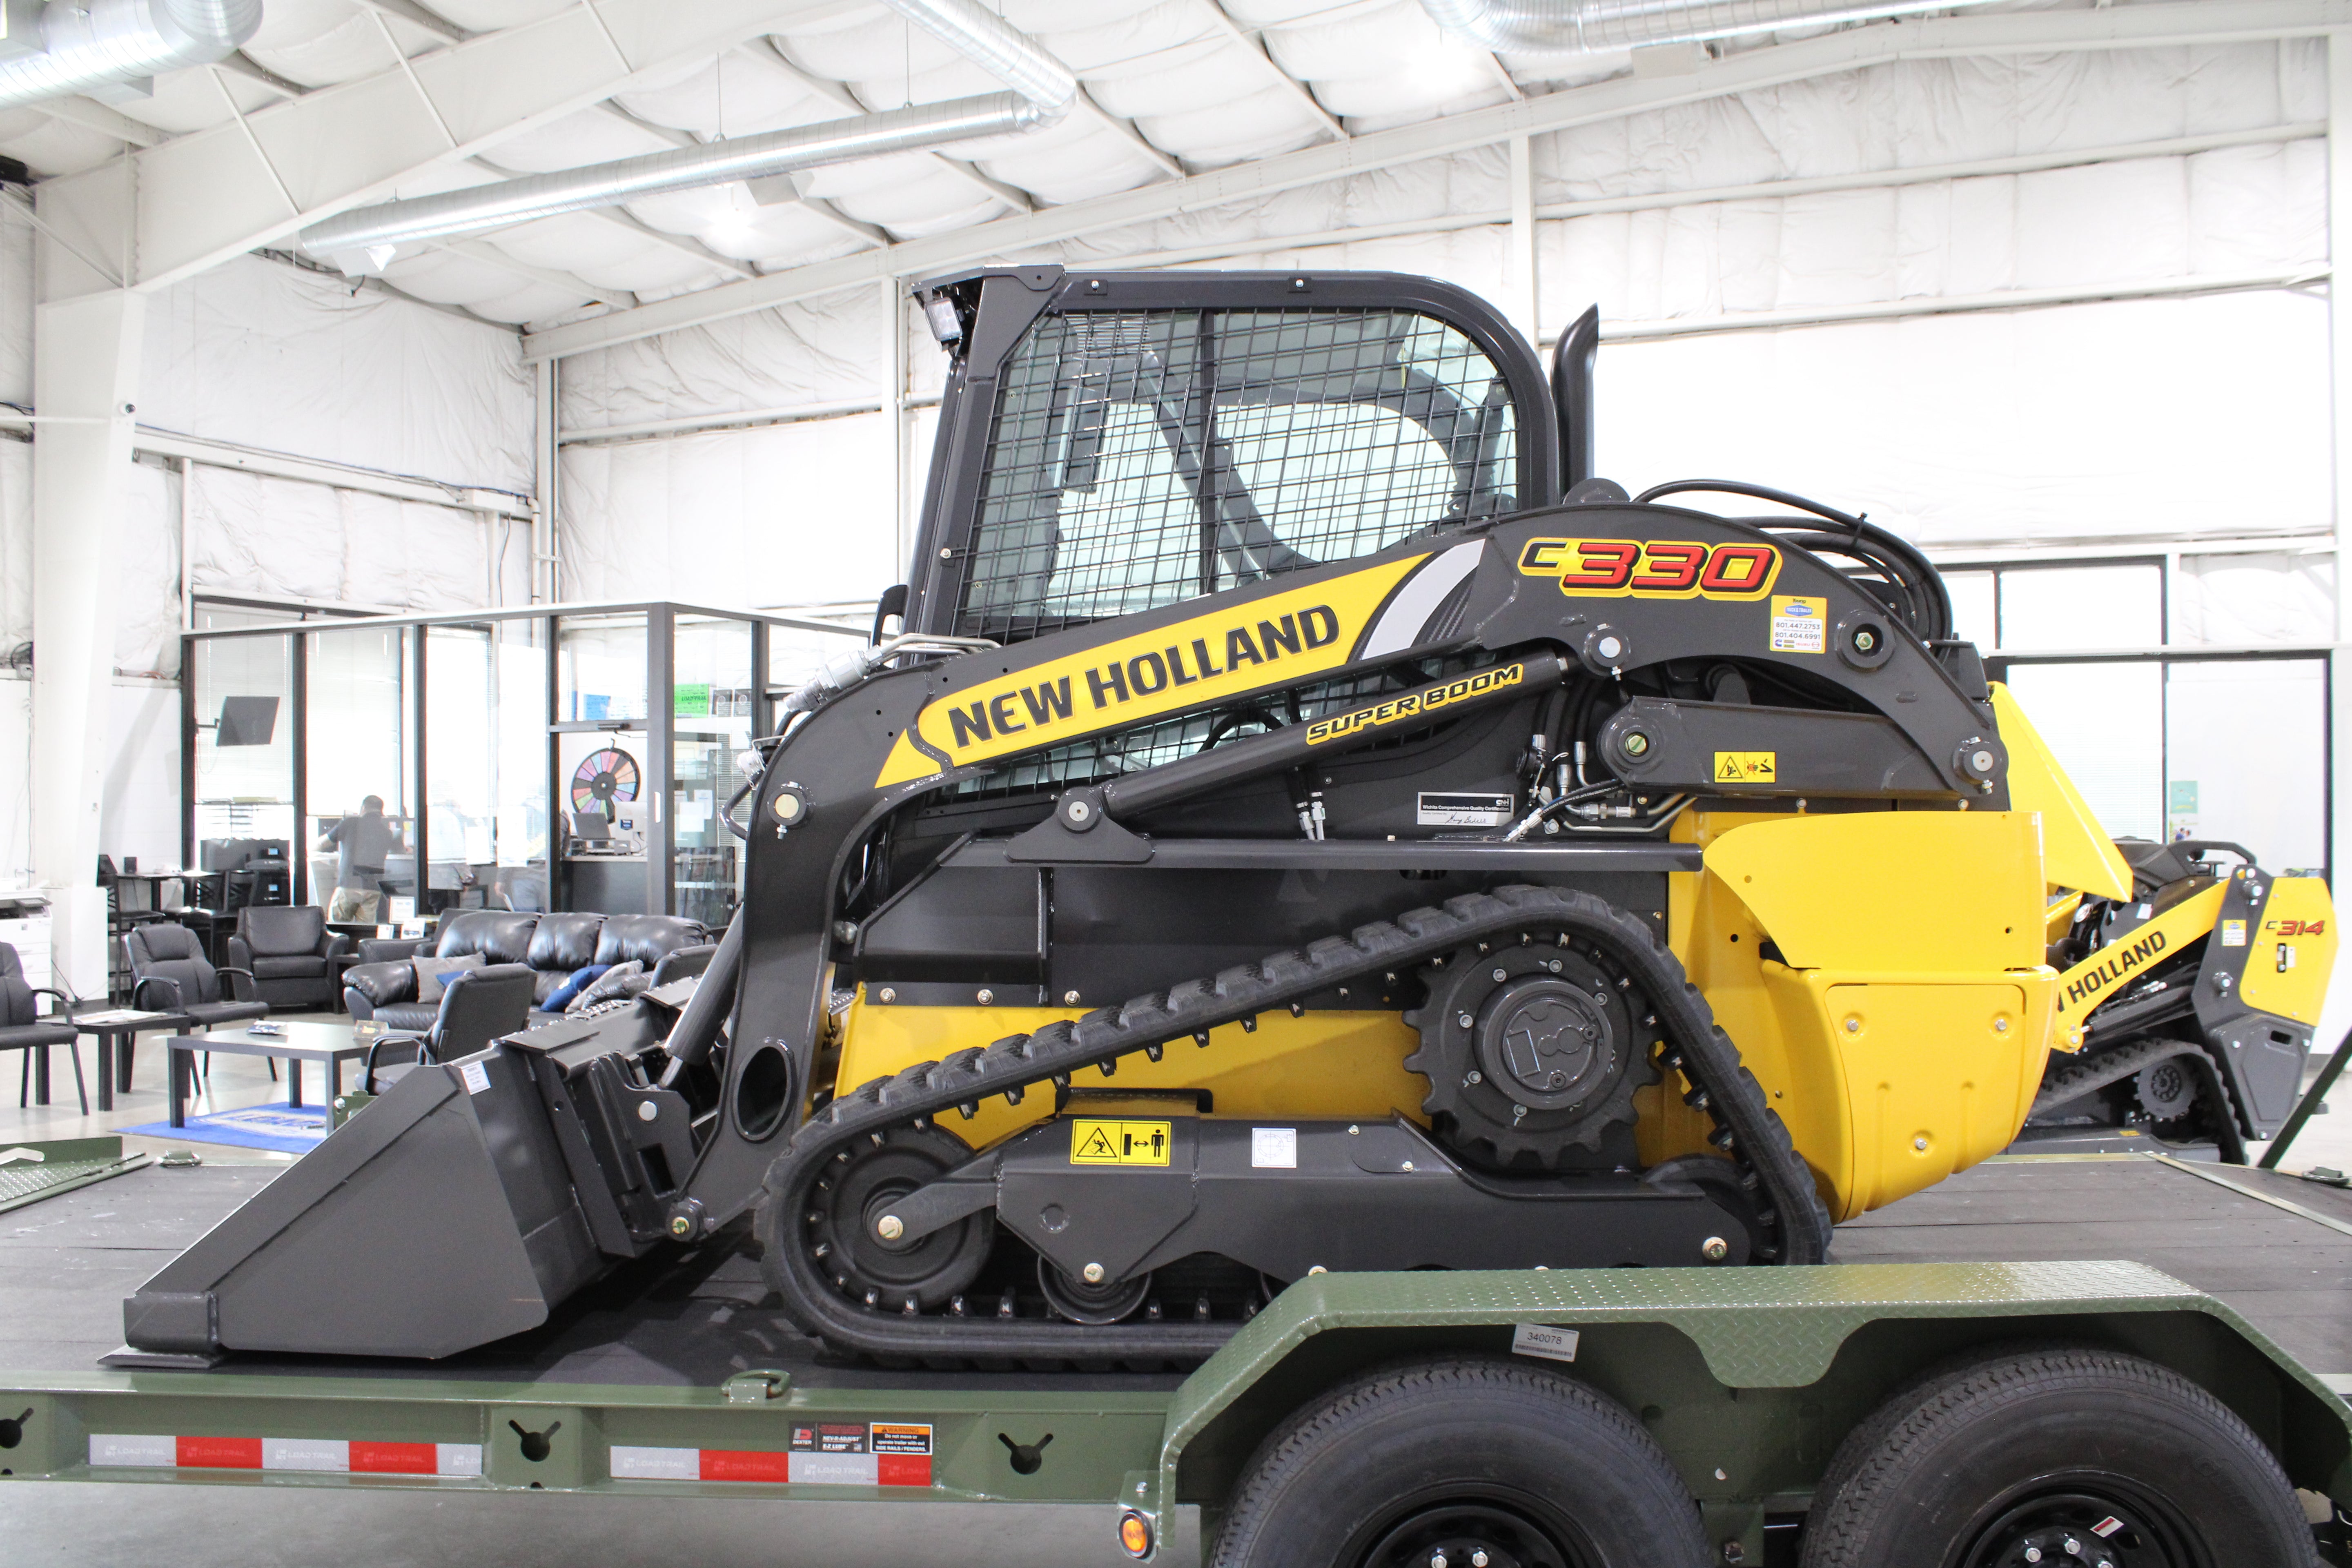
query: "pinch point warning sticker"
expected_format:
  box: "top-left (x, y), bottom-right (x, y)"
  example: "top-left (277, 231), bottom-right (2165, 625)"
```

top-left (1714, 751), bottom-right (1777, 785)
top-left (1769, 595), bottom-right (1827, 654)
top-left (1069, 1118), bottom-right (1172, 1166)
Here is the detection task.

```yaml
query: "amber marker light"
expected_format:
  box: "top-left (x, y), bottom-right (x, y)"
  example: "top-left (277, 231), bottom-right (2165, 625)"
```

top-left (1118, 1509), bottom-right (1154, 1557)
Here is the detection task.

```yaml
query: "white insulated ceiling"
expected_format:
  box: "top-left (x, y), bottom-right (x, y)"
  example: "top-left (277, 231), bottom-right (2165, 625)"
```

top-left (0, 0), bottom-right (1570, 327)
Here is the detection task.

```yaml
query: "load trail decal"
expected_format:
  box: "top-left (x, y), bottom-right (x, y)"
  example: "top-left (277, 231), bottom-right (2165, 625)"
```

top-left (612, 1423), bottom-right (935, 1488)
top-left (1517, 537), bottom-right (1782, 601)
top-left (875, 555), bottom-right (1428, 787)
top-left (1306, 663), bottom-right (1530, 746)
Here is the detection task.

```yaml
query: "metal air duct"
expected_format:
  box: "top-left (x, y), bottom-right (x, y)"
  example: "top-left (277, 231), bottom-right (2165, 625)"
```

top-left (872, 0), bottom-right (1079, 121)
top-left (300, 92), bottom-right (1054, 274)
top-left (0, 0), bottom-right (261, 110)
top-left (1419, 0), bottom-right (2002, 56)
top-left (299, 0), bottom-right (1080, 276)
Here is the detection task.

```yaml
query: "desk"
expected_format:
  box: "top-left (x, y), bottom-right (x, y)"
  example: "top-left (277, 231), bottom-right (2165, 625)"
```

top-left (168, 1021), bottom-right (368, 1128)
top-left (65, 1004), bottom-right (189, 1111)
top-left (111, 870), bottom-right (223, 915)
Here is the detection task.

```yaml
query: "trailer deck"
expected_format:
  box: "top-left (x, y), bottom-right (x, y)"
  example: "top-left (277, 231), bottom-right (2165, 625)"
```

top-left (14, 1152), bottom-right (2349, 1390)
top-left (5, 1150), bottom-right (2350, 1565)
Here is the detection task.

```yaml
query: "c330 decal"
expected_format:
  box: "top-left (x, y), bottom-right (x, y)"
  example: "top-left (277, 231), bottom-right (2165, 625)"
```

top-left (1516, 537), bottom-right (1781, 601)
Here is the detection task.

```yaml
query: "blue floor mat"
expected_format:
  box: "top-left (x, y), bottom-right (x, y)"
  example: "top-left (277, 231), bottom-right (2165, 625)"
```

top-left (118, 1100), bottom-right (330, 1154)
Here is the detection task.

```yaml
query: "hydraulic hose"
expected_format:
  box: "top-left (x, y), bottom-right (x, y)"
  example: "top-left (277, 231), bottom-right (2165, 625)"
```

top-left (658, 910), bottom-right (744, 1085)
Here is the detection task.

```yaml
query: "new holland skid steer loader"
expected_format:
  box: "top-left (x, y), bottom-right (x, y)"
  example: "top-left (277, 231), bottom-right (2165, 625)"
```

top-left (120, 266), bottom-right (2338, 1367)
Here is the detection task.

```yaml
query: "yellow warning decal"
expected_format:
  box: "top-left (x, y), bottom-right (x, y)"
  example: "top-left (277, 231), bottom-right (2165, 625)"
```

top-left (1069, 1119), bottom-right (1172, 1166)
top-left (1714, 751), bottom-right (1777, 784)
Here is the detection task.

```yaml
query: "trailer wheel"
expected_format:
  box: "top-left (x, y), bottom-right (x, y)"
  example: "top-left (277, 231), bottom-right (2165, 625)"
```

top-left (1211, 1356), bottom-right (1708, 1568)
top-left (1799, 1347), bottom-right (2315, 1568)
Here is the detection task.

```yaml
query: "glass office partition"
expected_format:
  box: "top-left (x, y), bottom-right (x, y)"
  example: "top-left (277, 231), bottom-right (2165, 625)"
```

top-left (673, 613), bottom-right (753, 927)
top-left (190, 602), bottom-right (858, 924)
top-left (558, 615), bottom-right (647, 723)
top-left (557, 612), bottom-right (653, 915)
top-left (189, 630), bottom-right (295, 873)
top-left (305, 624), bottom-right (411, 917)
top-left (425, 626), bottom-right (496, 913)
top-left (494, 620), bottom-right (550, 913)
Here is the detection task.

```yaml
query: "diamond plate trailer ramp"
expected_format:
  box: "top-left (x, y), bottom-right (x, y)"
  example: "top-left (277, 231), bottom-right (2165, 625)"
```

top-left (2, 1165), bottom-right (2350, 1564)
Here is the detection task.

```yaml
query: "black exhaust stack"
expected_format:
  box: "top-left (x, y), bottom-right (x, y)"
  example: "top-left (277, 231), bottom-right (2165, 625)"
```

top-left (1551, 304), bottom-right (1600, 496)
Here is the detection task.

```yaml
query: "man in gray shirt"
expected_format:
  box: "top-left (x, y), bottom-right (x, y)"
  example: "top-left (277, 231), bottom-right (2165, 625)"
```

top-left (318, 795), bottom-right (404, 922)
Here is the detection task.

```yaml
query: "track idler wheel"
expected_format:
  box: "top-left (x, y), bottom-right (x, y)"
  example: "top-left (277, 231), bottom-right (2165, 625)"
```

top-left (1037, 1258), bottom-right (1151, 1325)
top-left (1405, 934), bottom-right (1657, 1170)
top-left (805, 1125), bottom-right (993, 1314)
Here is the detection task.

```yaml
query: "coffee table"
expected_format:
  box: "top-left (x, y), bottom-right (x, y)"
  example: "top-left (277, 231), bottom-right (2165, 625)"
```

top-left (63, 1004), bottom-right (189, 1112)
top-left (167, 1020), bottom-right (372, 1129)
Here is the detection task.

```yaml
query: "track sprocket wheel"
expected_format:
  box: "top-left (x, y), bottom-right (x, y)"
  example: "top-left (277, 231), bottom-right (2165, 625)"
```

top-left (1404, 933), bottom-right (1658, 1170)
top-left (803, 1124), bottom-right (993, 1314)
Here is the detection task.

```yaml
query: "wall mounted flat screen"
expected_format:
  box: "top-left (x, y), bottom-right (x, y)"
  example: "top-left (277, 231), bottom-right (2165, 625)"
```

top-left (216, 695), bottom-right (280, 746)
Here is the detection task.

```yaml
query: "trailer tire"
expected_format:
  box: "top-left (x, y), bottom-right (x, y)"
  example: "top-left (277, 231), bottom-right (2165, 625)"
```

top-left (1210, 1356), bottom-right (1708, 1568)
top-left (1799, 1345), bottom-right (2314, 1568)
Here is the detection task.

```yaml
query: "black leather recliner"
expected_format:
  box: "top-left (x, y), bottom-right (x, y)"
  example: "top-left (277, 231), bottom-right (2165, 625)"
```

top-left (361, 964), bottom-right (536, 1094)
top-left (127, 923), bottom-right (270, 1031)
top-left (2, 942), bottom-right (84, 1113)
top-left (228, 905), bottom-right (353, 1010)
top-left (342, 909), bottom-right (706, 1029)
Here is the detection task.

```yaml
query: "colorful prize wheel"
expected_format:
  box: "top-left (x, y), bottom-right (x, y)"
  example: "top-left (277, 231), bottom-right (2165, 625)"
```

top-left (570, 747), bottom-right (641, 816)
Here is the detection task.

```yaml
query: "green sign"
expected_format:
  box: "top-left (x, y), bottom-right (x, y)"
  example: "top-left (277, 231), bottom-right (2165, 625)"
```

top-left (2167, 780), bottom-right (2197, 813)
top-left (674, 683), bottom-right (711, 717)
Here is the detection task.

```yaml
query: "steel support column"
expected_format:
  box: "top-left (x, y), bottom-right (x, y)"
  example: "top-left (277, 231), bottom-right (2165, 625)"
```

top-left (1507, 132), bottom-right (1537, 350)
top-left (30, 274), bottom-right (143, 996)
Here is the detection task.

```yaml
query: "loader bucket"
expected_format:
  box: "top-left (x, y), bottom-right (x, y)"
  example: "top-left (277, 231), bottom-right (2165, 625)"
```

top-left (118, 1042), bottom-right (605, 1363)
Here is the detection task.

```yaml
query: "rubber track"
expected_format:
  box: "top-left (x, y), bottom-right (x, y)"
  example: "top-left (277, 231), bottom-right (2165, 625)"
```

top-left (755, 883), bottom-right (1833, 1363)
top-left (2033, 1036), bottom-right (2207, 1112)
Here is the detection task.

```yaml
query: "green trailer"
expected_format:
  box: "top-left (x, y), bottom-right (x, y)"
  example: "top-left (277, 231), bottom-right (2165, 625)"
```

top-left (4, 1148), bottom-right (2351, 1566)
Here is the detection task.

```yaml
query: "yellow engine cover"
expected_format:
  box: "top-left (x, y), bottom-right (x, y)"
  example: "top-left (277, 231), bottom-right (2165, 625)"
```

top-left (1688, 807), bottom-right (2057, 1221)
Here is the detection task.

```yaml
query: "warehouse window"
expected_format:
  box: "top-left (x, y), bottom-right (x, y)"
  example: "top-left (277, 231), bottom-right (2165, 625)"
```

top-left (1974, 553), bottom-right (2330, 877)
top-left (954, 307), bottom-right (1520, 641)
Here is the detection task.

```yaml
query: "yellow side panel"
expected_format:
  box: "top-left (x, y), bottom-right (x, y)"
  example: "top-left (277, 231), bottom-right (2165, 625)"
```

top-left (2244, 875), bottom-right (2339, 1025)
top-left (1989, 682), bottom-right (2133, 900)
top-left (835, 994), bottom-right (1428, 1152)
top-left (1700, 810), bottom-right (2045, 972)
top-left (1765, 970), bottom-right (2054, 1219)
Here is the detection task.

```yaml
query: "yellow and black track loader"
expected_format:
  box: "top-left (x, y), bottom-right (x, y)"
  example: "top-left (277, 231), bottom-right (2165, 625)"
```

top-left (119, 266), bottom-right (2336, 1367)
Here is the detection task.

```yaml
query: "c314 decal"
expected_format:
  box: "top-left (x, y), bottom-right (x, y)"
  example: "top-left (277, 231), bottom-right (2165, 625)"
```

top-left (1517, 537), bottom-right (1782, 601)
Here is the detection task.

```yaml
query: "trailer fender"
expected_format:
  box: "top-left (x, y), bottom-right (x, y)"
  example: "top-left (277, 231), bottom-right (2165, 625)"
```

top-left (1135, 1260), bottom-right (2352, 1560)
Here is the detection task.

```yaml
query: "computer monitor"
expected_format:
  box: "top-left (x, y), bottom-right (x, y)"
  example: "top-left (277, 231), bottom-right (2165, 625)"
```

top-left (215, 695), bottom-right (280, 747)
top-left (571, 811), bottom-right (611, 840)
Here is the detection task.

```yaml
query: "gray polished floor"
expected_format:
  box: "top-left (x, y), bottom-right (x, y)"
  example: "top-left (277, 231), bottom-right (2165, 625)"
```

top-left (4, 1484), bottom-right (1204, 1567)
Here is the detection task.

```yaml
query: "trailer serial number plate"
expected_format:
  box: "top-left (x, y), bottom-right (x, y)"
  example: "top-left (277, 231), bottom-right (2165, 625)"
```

top-left (1070, 1119), bottom-right (1172, 1166)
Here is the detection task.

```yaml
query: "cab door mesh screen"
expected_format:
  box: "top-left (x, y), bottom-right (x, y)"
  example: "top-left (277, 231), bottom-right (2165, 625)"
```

top-left (953, 307), bottom-right (1519, 643)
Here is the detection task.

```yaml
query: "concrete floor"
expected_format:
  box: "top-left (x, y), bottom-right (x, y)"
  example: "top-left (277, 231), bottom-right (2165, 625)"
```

top-left (4, 1025), bottom-right (2347, 1567)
